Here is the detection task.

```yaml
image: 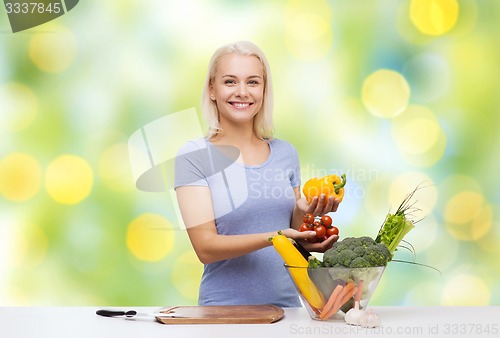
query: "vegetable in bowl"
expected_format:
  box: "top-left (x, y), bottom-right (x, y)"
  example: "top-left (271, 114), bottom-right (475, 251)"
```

top-left (304, 237), bottom-right (390, 319)
top-left (319, 236), bottom-right (392, 268)
top-left (286, 264), bottom-right (386, 321)
top-left (275, 183), bottom-right (439, 321)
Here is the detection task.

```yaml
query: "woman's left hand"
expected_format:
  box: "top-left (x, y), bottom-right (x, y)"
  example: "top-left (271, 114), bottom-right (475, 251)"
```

top-left (296, 194), bottom-right (340, 217)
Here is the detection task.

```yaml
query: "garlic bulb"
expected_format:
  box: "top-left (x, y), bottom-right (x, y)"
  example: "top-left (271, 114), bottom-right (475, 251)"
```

top-left (359, 308), bottom-right (381, 328)
top-left (344, 301), bottom-right (364, 326)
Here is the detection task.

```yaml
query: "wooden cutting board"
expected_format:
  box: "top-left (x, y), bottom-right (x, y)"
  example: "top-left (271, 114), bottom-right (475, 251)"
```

top-left (155, 305), bottom-right (284, 324)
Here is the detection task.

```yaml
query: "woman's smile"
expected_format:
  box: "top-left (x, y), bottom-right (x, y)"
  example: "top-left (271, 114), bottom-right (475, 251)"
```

top-left (229, 101), bottom-right (254, 109)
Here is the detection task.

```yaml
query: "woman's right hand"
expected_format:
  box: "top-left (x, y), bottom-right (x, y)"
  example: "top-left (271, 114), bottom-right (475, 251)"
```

top-left (280, 228), bottom-right (338, 253)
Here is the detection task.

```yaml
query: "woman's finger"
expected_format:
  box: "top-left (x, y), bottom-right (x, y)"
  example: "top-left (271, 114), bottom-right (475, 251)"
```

top-left (322, 196), bottom-right (334, 214)
top-left (305, 196), bottom-right (318, 214)
top-left (314, 194), bottom-right (327, 215)
top-left (331, 198), bottom-right (340, 212)
top-left (282, 228), bottom-right (316, 241)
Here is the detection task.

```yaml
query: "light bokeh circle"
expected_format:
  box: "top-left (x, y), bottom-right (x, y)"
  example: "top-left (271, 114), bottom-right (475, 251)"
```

top-left (410, 0), bottom-right (459, 36)
top-left (126, 213), bottom-right (175, 262)
top-left (29, 24), bottom-right (78, 73)
top-left (285, 0), bottom-right (333, 61)
top-left (391, 105), bottom-right (447, 167)
top-left (397, 118), bottom-right (440, 155)
top-left (0, 153), bottom-right (42, 201)
top-left (362, 69), bottom-right (410, 118)
top-left (444, 191), bottom-right (492, 241)
top-left (45, 155), bottom-right (93, 205)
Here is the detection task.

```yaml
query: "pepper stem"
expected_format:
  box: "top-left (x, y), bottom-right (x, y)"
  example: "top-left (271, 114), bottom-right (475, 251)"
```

top-left (333, 174), bottom-right (347, 194)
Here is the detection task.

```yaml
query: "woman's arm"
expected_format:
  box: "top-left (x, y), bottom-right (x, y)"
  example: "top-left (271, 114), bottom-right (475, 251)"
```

top-left (176, 185), bottom-right (314, 264)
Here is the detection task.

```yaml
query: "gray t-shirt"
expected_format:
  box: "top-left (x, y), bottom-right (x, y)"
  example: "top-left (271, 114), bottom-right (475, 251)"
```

top-left (174, 137), bottom-right (302, 307)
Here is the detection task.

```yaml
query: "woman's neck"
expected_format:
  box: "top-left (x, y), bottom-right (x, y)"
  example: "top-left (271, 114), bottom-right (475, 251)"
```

top-left (211, 122), bottom-right (260, 147)
top-left (210, 123), bottom-right (269, 166)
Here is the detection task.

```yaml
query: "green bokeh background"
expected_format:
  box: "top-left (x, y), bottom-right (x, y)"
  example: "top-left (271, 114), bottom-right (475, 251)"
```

top-left (1, 0), bottom-right (499, 306)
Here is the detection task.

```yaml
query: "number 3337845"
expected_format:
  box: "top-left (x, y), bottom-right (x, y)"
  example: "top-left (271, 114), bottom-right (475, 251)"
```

top-left (5, 2), bottom-right (62, 14)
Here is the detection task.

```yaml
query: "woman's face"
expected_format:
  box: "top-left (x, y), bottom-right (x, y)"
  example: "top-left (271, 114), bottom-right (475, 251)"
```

top-left (210, 53), bottom-right (265, 128)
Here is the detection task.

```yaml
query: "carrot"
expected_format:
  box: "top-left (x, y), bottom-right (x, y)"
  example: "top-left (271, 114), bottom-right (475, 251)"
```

top-left (332, 282), bottom-right (355, 311)
top-left (354, 280), bottom-right (365, 303)
top-left (321, 282), bottom-right (358, 320)
top-left (320, 284), bottom-right (343, 317)
top-left (338, 286), bottom-right (358, 310)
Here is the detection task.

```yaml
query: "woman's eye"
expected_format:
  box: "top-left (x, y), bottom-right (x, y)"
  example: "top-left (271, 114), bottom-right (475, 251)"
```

top-left (224, 79), bottom-right (236, 85)
top-left (248, 80), bottom-right (260, 85)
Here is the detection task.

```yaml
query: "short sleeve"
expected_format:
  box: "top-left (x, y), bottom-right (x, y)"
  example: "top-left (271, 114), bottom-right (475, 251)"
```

top-left (174, 139), bottom-right (209, 189)
top-left (288, 142), bottom-right (301, 188)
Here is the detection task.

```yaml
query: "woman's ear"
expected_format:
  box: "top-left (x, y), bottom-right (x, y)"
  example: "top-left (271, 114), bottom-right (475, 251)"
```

top-left (209, 83), bottom-right (215, 101)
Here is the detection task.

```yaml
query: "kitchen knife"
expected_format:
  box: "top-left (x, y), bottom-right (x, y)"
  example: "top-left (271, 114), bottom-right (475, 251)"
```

top-left (293, 241), bottom-right (312, 260)
top-left (96, 309), bottom-right (184, 319)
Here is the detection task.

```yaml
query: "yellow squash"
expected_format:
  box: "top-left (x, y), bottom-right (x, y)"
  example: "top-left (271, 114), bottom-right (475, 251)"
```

top-left (270, 232), bottom-right (325, 309)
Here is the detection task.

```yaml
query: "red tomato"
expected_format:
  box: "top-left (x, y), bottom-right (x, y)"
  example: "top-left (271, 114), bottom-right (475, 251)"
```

top-left (299, 223), bottom-right (310, 232)
top-left (315, 225), bottom-right (326, 238)
top-left (321, 215), bottom-right (332, 227)
top-left (303, 213), bottom-right (314, 224)
top-left (326, 226), bottom-right (339, 237)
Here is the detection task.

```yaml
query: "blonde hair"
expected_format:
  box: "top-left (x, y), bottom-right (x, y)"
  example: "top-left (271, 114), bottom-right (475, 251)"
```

top-left (201, 41), bottom-right (274, 140)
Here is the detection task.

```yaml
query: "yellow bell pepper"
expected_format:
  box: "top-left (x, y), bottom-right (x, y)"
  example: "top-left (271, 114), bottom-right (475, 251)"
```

top-left (303, 173), bottom-right (347, 204)
top-left (269, 231), bottom-right (325, 309)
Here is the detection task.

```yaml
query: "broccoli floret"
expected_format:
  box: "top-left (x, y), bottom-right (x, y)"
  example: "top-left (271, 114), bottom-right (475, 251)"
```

top-left (350, 257), bottom-right (370, 268)
top-left (365, 244), bottom-right (392, 266)
top-left (322, 237), bottom-right (392, 268)
top-left (336, 250), bottom-right (358, 267)
top-left (353, 245), bottom-right (366, 257)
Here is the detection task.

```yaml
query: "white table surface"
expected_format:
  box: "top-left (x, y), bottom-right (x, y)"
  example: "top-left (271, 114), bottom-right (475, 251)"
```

top-left (1, 306), bottom-right (499, 338)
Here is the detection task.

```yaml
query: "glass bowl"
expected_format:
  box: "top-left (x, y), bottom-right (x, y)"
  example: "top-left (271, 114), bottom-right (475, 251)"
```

top-left (284, 264), bottom-right (385, 321)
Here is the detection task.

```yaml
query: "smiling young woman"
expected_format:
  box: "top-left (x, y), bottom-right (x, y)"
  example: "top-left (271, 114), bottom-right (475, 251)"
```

top-left (174, 41), bottom-right (340, 307)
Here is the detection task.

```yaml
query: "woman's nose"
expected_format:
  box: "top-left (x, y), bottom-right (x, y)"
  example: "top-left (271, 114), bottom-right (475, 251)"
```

top-left (235, 83), bottom-right (248, 96)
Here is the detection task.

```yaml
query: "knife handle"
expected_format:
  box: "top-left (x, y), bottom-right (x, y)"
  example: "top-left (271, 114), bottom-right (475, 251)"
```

top-left (293, 241), bottom-right (312, 260)
top-left (96, 310), bottom-right (137, 317)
